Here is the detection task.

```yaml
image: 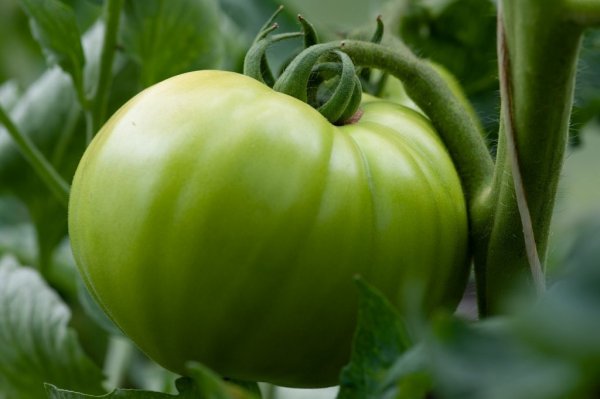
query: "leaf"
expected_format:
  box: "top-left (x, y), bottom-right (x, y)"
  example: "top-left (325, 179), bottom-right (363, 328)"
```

top-left (0, 222), bottom-right (37, 266)
top-left (429, 316), bottom-right (580, 399)
top-left (393, 0), bottom-right (500, 140)
top-left (376, 344), bottom-right (432, 399)
top-left (0, 80), bottom-right (21, 111)
top-left (18, 0), bottom-right (86, 99)
top-left (337, 277), bottom-right (412, 399)
top-left (427, 223), bottom-right (600, 399)
top-left (119, 0), bottom-right (222, 87)
top-left (218, 0), bottom-right (310, 72)
top-left (219, 0), bottom-right (297, 39)
top-left (0, 22), bottom-right (136, 267)
top-left (45, 378), bottom-right (200, 398)
top-left (45, 368), bottom-right (261, 399)
top-left (571, 30), bottom-right (600, 145)
top-left (76, 277), bottom-right (122, 336)
top-left (0, 255), bottom-right (104, 399)
top-left (396, 0), bottom-right (497, 96)
top-left (186, 363), bottom-right (260, 399)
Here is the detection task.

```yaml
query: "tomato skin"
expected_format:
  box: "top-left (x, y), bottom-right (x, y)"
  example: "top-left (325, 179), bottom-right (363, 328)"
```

top-left (69, 70), bottom-right (468, 388)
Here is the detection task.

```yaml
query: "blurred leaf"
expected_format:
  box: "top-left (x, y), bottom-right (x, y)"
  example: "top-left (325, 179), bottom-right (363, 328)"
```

top-left (46, 377), bottom-right (195, 398)
top-left (218, 0), bottom-right (301, 71)
top-left (119, 0), bottom-right (222, 88)
top-left (77, 276), bottom-right (122, 336)
top-left (337, 278), bottom-right (412, 399)
top-left (186, 363), bottom-right (260, 399)
top-left (60, 0), bottom-right (103, 32)
top-left (427, 223), bottom-right (600, 399)
top-left (0, 0), bottom-right (46, 86)
top-left (377, 344), bottom-right (431, 399)
top-left (18, 0), bottom-right (86, 98)
top-left (284, 0), bottom-right (383, 32)
top-left (219, 0), bottom-right (297, 38)
top-left (0, 223), bottom-right (37, 265)
top-left (0, 195), bottom-right (29, 225)
top-left (396, 0), bottom-right (497, 95)
top-left (0, 66), bottom-right (75, 193)
top-left (46, 369), bottom-right (261, 399)
top-left (429, 317), bottom-right (579, 399)
top-left (516, 217), bottom-right (600, 365)
top-left (571, 30), bottom-right (600, 146)
top-left (0, 80), bottom-right (21, 111)
top-left (0, 21), bottom-right (138, 269)
top-left (392, 0), bottom-right (500, 140)
top-left (0, 255), bottom-right (104, 399)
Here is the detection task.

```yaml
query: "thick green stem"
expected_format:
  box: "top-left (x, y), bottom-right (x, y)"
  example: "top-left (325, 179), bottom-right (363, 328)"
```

top-left (497, 15), bottom-right (545, 295)
top-left (0, 105), bottom-right (70, 207)
top-left (338, 40), bottom-right (495, 246)
top-left (91, 0), bottom-right (124, 137)
top-left (482, 0), bottom-right (584, 315)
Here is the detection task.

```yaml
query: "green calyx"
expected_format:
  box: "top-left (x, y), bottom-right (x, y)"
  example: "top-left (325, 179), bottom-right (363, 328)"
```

top-left (243, 11), bottom-right (363, 125)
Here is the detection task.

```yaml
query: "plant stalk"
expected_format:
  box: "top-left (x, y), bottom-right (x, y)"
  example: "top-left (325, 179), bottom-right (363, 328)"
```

top-left (481, 0), bottom-right (584, 315)
top-left (91, 0), bottom-right (124, 137)
top-left (0, 105), bottom-right (70, 207)
top-left (497, 12), bottom-right (545, 295)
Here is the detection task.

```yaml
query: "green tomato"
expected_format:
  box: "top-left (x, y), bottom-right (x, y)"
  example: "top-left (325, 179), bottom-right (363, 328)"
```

top-left (69, 70), bottom-right (469, 388)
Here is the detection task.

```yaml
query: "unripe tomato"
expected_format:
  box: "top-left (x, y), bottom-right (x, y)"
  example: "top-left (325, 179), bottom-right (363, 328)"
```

top-left (69, 70), bottom-right (468, 388)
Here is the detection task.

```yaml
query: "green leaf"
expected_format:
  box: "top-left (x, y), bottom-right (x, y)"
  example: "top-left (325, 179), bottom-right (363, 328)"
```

top-left (0, 222), bottom-right (37, 266)
top-left (571, 30), bottom-right (600, 145)
top-left (375, 344), bottom-right (432, 399)
top-left (0, 23), bottom-right (136, 268)
top-left (77, 276), bottom-right (122, 336)
top-left (396, 0), bottom-right (497, 95)
top-left (45, 377), bottom-right (198, 398)
top-left (337, 277), bottom-right (412, 399)
top-left (46, 369), bottom-right (261, 399)
top-left (429, 317), bottom-right (579, 399)
top-left (393, 0), bottom-right (500, 140)
top-left (427, 224), bottom-right (600, 399)
top-left (186, 363), bottom-right (260, 399)
top-left (0, 80), bottom-right (21, 111)
top-left (119, 0), bottom-right (222, 87)
top-left (47, 378), bottom-right (184, 398)
top-left (0, 255), bottom-right (104, 399)
top-left (18, 0), bottom-right (86, 101)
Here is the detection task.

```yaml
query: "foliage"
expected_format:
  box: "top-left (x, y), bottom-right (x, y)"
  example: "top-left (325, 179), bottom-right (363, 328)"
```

top-left (0, 0), bottom-right (599, 398)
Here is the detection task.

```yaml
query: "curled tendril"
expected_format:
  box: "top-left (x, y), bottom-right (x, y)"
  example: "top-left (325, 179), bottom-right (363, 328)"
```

top-left (312, 53), bottom-right (362, 123)
top-left (274, 43), bottom-right (361, 125)
top-left (244, 10), bottom-right (363, 125)
top-left (254, 5), bottom-right (284, 43)
top-left (360, 15), bottom-right (386, 93)
top-left (298, 14), bottom-right (319, 47)
top-left (243, 30), bottom-right (303, 86)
